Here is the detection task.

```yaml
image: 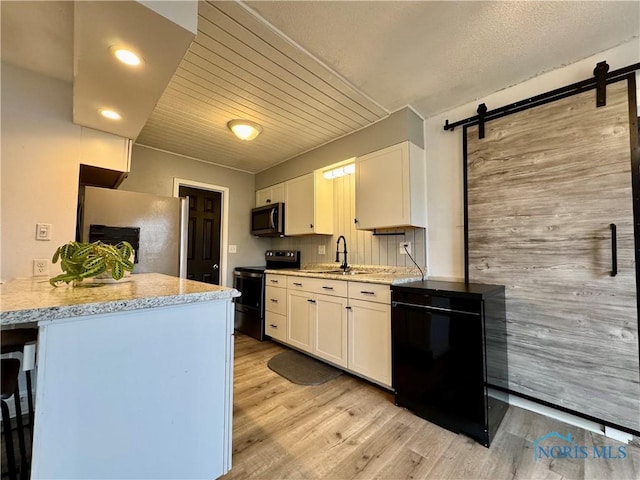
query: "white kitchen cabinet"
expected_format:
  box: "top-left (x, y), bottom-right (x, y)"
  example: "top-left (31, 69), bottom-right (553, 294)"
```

top-left (314, 293), bottom-right (348, 368)
top-left (284, 172), bottom-right (333, 235)
top-left (255, 183), bottom-right (285, 207)
top-left (347, 298), bottom-right (392, 387)
top-left (284, 277), bottom-right (347, 367)
top-left (287, 290), bottom-right (314, 353)
top-left (355, 141), bottom-right (426, 230)
top-left (265, 284), bottom-right (287, 341)
top-left (79, 126), bottom-right (132, 173)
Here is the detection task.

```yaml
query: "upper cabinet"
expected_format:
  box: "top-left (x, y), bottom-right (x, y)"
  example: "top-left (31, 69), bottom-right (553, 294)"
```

top-left (255, 183), bottom-right (285, 207)
top-left (284, 172), bottom-right (333, 236)
top-left (355, 141), bottom-right (426, 230)
top-left (79, 127), bottom-right (132, 173)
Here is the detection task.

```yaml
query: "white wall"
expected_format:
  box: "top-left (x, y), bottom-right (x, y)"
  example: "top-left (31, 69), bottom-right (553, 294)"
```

top-left (1, 63), bottom-right (81, 281)
top-left (425, 39), bottom-right (640, 281)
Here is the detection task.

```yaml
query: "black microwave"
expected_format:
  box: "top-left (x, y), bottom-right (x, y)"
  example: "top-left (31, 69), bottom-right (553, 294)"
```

top-left (251, 203), bottom-right (285, 237)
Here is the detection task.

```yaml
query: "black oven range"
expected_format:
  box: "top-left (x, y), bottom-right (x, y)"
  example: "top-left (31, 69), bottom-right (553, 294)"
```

top-left (233, 250), bottom-right (300, 341)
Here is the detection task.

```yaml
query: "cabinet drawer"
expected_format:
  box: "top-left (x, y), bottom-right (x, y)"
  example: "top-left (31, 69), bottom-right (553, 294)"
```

top-left (265, 311), bottom-right (286, 342)
top-left (265, 286), bottom-right (286, 315)
top-left (348, 282), bottom-right (390, 304)
top-left (287, 276), bottom-right (348, 297)
top-left (266, 274), bottom-right (286, 288)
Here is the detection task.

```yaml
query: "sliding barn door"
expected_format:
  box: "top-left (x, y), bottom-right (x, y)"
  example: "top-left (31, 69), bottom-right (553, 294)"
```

top-left (466, 79), bottom-right (639, 431)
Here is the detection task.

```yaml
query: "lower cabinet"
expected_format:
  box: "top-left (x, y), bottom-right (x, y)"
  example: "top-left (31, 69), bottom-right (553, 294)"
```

top-left (314, 293), bottom-right (348, 367)
top-left (265, 280), bottom-right (287, 341)
top-left (347, 299), bottom-right (391, 387)
top-left (287, 290), bottom-right (314, 353)
top-left (275, 275), bottom-right (392, 388)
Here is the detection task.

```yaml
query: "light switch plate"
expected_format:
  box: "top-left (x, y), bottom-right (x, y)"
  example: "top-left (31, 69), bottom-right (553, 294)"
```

top-left (228, 244), bottom-right (237, 254)
top-left (36, 223), bottom-right (52, 241)
top-left (318, 245), bottom-right (326, 255)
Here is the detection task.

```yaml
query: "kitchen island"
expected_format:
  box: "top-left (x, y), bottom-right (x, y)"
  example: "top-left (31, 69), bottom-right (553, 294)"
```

top-left (1, 273), bottom-right (239, 479)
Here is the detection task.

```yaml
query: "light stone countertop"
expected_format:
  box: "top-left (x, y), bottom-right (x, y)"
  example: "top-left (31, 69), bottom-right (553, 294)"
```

top-left (264, 264), bottom-right (424, 285)
top-left (1, 273), bottom-right (240, 325)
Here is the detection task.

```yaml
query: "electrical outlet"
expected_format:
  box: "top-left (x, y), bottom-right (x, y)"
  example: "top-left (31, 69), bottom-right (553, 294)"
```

top-left (33, 259), bottom-right (49, 276)
top-left (399, 242), bottom-right (412, 255)
top-left (318, 245), bottom-right (326, 255)
top-left (228, 245), bottom-right (237, 254)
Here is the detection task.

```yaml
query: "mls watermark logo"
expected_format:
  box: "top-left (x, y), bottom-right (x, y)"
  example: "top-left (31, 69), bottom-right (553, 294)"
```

top-left (533, 432), bottom-right (627, 461)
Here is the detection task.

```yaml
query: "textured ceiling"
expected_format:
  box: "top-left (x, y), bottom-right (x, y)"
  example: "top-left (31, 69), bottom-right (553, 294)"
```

top-left (246, 1), bottom-right (640, 119)
top-left (2, 1), bottom-right (639, 174)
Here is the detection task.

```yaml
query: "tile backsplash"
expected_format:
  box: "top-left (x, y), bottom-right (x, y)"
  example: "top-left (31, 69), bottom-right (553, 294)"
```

top-left (271, 174), bottom-right (427, 270)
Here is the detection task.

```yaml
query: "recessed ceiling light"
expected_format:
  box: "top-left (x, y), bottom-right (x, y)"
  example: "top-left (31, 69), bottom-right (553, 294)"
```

top-left (100, 109), bottom-right (122, 120)
top-left (110, 47), bottom-right (142, 66)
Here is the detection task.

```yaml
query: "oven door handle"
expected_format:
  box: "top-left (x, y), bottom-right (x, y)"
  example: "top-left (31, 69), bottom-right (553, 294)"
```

top-left (233, 271), bottom-right (264, 279)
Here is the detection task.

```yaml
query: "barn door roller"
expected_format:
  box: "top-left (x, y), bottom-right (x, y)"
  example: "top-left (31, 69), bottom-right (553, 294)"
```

top-left (593, 61), bottom-right (610, 108)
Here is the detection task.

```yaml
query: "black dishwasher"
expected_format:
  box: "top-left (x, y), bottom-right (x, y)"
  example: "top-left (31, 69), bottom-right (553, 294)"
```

top-left (391, 280), bottom-right (508, 447)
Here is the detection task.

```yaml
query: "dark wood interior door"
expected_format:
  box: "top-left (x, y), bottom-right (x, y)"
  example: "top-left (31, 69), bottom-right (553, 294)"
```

top-left (179, 186), bottom-right (222, 284)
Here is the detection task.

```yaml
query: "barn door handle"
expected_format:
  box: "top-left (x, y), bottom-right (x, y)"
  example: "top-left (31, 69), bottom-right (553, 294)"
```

top-left (610, 223), bottom-right (617, 277)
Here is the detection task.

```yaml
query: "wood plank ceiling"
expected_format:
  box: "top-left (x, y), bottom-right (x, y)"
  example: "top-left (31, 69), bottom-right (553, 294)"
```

top-left (135, 1), bottom-right (388, 173)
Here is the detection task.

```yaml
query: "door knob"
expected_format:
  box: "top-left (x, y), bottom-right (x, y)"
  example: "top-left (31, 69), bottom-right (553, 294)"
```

top-left (213, 264), bottom-right (219, 269)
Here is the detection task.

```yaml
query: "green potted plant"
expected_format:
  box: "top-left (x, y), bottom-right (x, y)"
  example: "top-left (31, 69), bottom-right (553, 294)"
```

top-left (49, 240), bottom-right (135, 287)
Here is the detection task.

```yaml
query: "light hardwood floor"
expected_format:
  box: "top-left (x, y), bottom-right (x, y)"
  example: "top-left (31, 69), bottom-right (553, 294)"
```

top-left (223, 333), bottom-right (640, 480)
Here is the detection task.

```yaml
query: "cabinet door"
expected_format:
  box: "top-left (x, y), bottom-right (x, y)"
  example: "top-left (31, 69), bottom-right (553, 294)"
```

top-left (355, 142), bottom-right (409, 230)
top-left (265, 286), bottom-right (286, 315)
top-left (255, 188), bottom-right (271, 207)
top-left (285, 174), bottom-right (314, 235)
top-left (348, 299), bottom-right (391, 386)
top-left (287, 290), bottom-right (314, 353)
top-left (265, 311), bottom-right (287, 342)
top-left (314, 294), bottom-right (348, 367)
top-left (256, 183), bottom-right (285, 207)
top-left (270, 183), bottom-right (285, 204)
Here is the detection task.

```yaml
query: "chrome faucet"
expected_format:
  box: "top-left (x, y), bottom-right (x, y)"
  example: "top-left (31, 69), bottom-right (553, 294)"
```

top-left (335, 235), bottom-right (348, 272)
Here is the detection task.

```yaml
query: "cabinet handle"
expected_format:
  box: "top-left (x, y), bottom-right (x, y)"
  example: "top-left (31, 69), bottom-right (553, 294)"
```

top-left (322, 286), bottom-right (334, 290)
top-left (310, 224), bottom-right (314, 229)
top-left (293, 282), bottom-right (303, 286)
top-left (360, 291), bottom-right (375, 295)
top-left (270, 279), bottom-right (279, 284)
top-left (266, 199), bottom-right (271, 203)
top-left (354, 218), bottom-right (358, 224)
top-left (269, 324), bottom-right (278, 328)
top-left (610, 223), bottom-right (617, 277)
top-left (270, 298), bottom-right (278, 303)
top-left (307, 299), bottom-right (316, 304)
top-left (345, 306), bottom-right (352, 310)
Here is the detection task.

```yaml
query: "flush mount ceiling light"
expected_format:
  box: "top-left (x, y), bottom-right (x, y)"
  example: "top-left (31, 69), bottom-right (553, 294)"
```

top-left (99, 109), bottom-right (122, 120)
top-left (227, 120), bottom-right (263, 141)
top-left (110, 46), bottom-right (142, 66)
top-left (323, 162), bottom-right (355, 179)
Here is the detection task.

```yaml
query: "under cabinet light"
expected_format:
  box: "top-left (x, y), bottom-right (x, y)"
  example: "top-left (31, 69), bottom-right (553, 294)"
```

top-left (323, 163), bottom-right (355, 180)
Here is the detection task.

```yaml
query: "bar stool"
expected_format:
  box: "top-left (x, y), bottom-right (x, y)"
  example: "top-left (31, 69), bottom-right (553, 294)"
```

top-left (1, 327), bottom-right (36, 480)
top-left (1, 328), bottom-right (37, 437)
top-left (1, 358), bottom-right (24, 480)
